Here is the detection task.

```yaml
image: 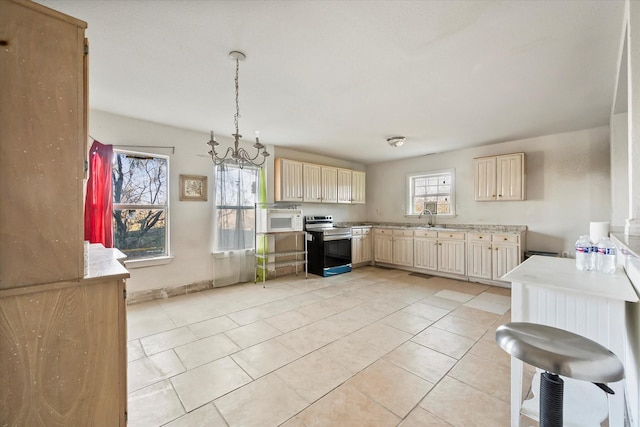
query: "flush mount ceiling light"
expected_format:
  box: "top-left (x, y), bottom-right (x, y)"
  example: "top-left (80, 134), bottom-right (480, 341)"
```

top-left (387, 136), bottom-right (405, 148)
top-left (206, 51), bottom-right (270, 168)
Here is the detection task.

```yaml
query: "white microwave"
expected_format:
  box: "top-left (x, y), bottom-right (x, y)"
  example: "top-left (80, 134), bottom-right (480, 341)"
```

top-left (256, 208), bottom-right (303, 233)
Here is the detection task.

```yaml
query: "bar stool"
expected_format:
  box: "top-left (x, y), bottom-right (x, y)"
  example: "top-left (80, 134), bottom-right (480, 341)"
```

top-left (495, 322), bottom-right (624, 427)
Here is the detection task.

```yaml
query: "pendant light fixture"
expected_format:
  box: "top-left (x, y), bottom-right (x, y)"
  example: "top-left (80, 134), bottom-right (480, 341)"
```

top-left (206, 51), bottom-right (269, 168)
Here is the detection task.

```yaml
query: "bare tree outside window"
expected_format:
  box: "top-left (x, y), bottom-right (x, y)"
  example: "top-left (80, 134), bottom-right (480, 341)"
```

top-left (112, 151), bottom-right (169, 259)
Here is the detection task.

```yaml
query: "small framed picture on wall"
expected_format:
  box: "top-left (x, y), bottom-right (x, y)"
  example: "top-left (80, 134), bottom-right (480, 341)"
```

top-left (179, 174), bottom-right (207, 201)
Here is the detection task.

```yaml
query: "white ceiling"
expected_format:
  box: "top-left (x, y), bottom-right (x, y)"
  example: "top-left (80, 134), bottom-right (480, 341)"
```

top-left (38, 0), bottom-right (626, 164)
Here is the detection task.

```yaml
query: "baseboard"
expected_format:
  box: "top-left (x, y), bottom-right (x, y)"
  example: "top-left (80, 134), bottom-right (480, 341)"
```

top-left (127, 280), bottom-right (214, 305)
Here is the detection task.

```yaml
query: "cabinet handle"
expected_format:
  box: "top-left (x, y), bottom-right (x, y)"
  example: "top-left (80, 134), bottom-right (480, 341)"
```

top-left (504, 237), bottom-right (508, 241)
top-left (479, 236), bottom-right (483, 239)
top-left (494, 248), bottom-right (498, 251)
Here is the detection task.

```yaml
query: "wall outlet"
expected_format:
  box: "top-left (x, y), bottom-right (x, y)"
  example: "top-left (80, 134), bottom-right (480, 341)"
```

top-left (562, 251), bottom-right (569, 258)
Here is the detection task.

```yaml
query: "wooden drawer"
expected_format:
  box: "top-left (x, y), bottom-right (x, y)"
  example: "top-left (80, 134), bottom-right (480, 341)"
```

top-left (468, 232), bottom-right (491, 242)
top-left (374, 228), bottom-right (392, 235)
top-left (393, 229), bottom-right (414, 237)
top-left (352, 228), bottom-right (363, 236)
top-left (493, 233), bottom-right (519, 244)
top-left (438, 231), bottom-right (466, 240)
top-left (414, 230), bottom-right (438, 238)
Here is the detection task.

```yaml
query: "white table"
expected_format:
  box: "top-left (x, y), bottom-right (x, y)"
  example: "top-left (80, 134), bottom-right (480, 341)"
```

top-left (503, 255), bottom-right (639, 427)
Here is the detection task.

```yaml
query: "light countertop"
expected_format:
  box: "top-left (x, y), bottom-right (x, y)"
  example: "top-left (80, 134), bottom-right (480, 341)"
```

top-left (503, 255), bottom-right (638, 303)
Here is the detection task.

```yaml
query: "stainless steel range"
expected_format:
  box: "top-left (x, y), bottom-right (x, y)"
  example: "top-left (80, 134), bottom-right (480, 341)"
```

top-left (304, 215), bottom-right (352, 277)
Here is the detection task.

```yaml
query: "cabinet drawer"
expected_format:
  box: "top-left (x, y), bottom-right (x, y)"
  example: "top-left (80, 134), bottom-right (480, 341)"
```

top-left (374, 228), bottom-right (392, 235)
top-left (392, 229), bottom-right (414, 237)
top-left (492, 233), bottom-right (519, 244)
top-left (468, 232), bottom-right (491, 242)
top-left (438, 231), bottom-right (466, 240)
top-left (352, 228), bottom-right (363, 236)
top-left (414, 230), bottom-right (438, 238)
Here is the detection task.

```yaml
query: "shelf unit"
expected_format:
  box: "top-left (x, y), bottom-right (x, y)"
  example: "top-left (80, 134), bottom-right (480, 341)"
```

top-left (255, 230), bottom-right (308, 287)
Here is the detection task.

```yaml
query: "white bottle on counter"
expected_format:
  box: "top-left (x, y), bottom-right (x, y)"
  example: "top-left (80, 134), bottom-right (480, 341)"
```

top-left (595, 237), bottom-right (616, 274)
top-left (575, 235), bottom-right (593, 271)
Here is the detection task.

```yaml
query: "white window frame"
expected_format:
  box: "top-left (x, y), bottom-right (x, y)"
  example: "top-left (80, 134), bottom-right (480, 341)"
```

top-left (406, 168), bottom-right (456, 217)
top-left (112, 149), bottom-right (171, 266)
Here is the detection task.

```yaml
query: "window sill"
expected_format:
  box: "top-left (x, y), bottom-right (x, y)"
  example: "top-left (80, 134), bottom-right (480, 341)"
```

top-left (213, 249), bottom-right (255, 259)
top-left (124, 256), bottom-right (174, 269)
top-left (405, 214), bottom-right (457, 219)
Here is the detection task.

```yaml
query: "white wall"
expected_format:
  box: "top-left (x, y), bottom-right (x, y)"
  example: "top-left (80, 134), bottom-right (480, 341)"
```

top-left (612, 113), bottom-right (630, 229)
top-left (366, 126), bottom-right (612, 256)
top-left (91, 110), bottom-right (270, 293)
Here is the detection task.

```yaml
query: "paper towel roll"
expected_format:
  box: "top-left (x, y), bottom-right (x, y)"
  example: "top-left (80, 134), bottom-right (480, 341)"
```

top-left (589, 222), bottom-right (610, 243)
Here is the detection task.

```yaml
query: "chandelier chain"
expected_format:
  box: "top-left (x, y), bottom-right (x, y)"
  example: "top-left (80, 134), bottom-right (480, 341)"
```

top-left (234, 55), bottom-right (240, 137)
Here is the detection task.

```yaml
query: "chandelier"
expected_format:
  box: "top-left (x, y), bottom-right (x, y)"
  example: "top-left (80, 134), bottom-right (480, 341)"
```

top-left (207, 51), bottom-right (269, 168)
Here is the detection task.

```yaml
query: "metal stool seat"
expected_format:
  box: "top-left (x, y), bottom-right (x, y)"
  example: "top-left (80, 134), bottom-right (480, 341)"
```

top-left (496, 322), bottom-right (624, 427)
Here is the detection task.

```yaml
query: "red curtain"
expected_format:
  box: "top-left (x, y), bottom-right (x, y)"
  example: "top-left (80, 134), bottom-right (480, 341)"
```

top-left (84, 140), bottom-right (114, 247)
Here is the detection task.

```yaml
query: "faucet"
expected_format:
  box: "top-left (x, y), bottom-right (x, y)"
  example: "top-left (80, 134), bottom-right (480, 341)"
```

top-left (418, 208), bottom-right (434, 227)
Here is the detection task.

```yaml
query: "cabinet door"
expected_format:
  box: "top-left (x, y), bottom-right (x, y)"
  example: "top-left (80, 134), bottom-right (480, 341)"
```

top-left (321, 166), bottom-right (338, 203)
top-left (474, 157), bottom-right (497, 201)
top-left (352, 235), bottom-right (362, 264)
top-left (362, 233), bottom-right (372, 263)
top-left (351, 171), bottom-right (366, 204)
top-left (496, 153), bottom-right (525, 201)
top-left (467, 241), bottom-right (493, 279)
top-left (337, 169), bottom-right (352, 204)
top-left (303, 163), bottom-right (322, 202)
top-left (393, 237), bottom-right (414, 267)
top-left (0, 278), bottom-right (126, 425)
top-left (1, 0), bottom-right (86, 288)
top-left (374, 235), bottom-right (393, 263)
top-left (492, 244), bottom-right (520, 280)
top-left (414, 238), bottom-right (438, 270)
top-left (438, 240), bottom-right (466, 275)
top-left (275, 158), bottom-right (303, 202)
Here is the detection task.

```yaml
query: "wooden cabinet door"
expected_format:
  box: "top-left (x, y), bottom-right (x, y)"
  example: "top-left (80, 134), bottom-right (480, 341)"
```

top-left (351, 171), bottom-right (366, 204)
top-left (352, 235), bottom-right (362, 264)
top-left (275, 158), bottom-right (303, 202)
top-left (337, 168), bottom-right (352, 204)
top-left (438, 240), bottom-right (466, 275)
top-left (414, 238), bottom-right (438, 270)
top-left (321, 166), bottom-right (338, 203)
top-left (0, 278), bottom-right (127, 426)
top-left (496, 153), bottom-right (525, 201)
top-left (492, 244), bottom-right (520, 280)
top-left (361, 233), bottom-right (372, 263)
top-left (467, 241), bottom-right (493, 279)
top-left (0, 0), bottom-right (87, 289)
top-left (393, 236), bottom-right (414, 267)
top-left (374, 233), bottom-right (393, 263)
top-left (303, 163), bottom-right (322, 202)
top-left (473, 156), bottom-right (497, 201)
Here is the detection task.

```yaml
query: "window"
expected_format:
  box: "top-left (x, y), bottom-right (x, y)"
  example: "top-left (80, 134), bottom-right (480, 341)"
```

top-left (407, 169), bottom-right (455, 216)
top-left (112, 151), bottom-right (169, 260)
top-left (215, 162), bottom-right (259, 251)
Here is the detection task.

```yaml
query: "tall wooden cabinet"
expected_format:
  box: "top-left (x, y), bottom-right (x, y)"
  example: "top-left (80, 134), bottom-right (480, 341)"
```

top-left (0, 1), bottom-right (129, 425)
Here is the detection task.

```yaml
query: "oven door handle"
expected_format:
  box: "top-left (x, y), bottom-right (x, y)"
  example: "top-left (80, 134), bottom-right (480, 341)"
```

top-left (323, 235), bottom-right (352, 242)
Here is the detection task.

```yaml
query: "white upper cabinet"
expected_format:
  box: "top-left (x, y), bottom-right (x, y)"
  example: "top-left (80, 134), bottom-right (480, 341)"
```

top-left (275, 158), bottom-right (365, 205)
top-left (303, 163), bottom-right (322, 202)
top-left (275, 158), bottom-right (303, 202)
top-left (351, 170), bottom-right (366, 204)
top-left (321, 166), bottom-right (338, 203)
top-left (474, 153), bottom-right (525, 201)
top-left (337, 168), bottom-right (352, 204)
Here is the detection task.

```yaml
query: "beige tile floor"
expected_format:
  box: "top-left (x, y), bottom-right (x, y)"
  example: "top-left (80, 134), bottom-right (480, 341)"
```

top-left (126, 266), bottom-right (523, 427)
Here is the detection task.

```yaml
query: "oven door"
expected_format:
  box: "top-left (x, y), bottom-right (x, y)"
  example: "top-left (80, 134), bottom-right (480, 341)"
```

top-left (323, 235), bottom-right (352, 273)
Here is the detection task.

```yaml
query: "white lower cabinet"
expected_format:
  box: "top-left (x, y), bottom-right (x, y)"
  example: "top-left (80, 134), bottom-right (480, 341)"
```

top-left (437, 232), bottom-right (466, 276)
top-left (392, 230), bottom-right (414, 267)
top-left (467, 232), bottom-right (523, 282)
top-left (374, 228), bottom-right (393, 264)
top-left (414, 230), bottom-right (438, 270)
top-left (352, 227), bottom-right (372, 266)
